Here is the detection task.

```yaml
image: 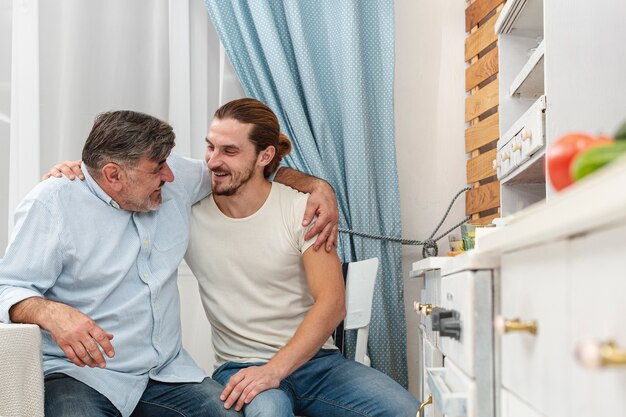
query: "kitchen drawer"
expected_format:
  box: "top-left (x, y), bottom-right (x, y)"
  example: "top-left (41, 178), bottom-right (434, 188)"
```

top-left (498, 239), bottom-right (571, 417)
top-left (421, 328), bottom-right (444, 417)
top-left (438, 270), bottom-right (494, 380)
top-left (426, 359), bottom-right (476, 417)
top-left (496, 96), bottom-right (545, 180)
top-left (569, 223), bottom-right (626, 416)
top-left (416, 269), bottom-right (442, 347)
top-left (500, 388), bottom-right (544, 417)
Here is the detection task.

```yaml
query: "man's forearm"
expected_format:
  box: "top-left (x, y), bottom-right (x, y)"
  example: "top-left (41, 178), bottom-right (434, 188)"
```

top-left (274, 167), bottom-right (331, 194)
top-left (10, 296), bottom-right (116, 368)
top-left (9, 296), bottom-right (54, 328)
top-left (267, 297), bottom-right (345, 380)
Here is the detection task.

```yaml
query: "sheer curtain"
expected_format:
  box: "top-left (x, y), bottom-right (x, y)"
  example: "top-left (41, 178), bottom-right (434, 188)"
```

top-left (6, 0), bottom-right (238, 372)
top-left (204, 0), bottom-right (408, 386)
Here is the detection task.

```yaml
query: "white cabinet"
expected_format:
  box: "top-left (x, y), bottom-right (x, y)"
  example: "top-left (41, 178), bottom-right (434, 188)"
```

top-left (569, 224), bottom-right (626, 416)
top-left (500, 388), bottom-right (543, 417)
top-left (496, 0), bottom-right (546, 217)
top-left (499, 241), bottom-right (572, 417)
top-left (496, 0), bottom-right (626, 216)
top-left (411, 254), bottom-right (499, 417)
top-left (480, 159), bottom-right (626, 417)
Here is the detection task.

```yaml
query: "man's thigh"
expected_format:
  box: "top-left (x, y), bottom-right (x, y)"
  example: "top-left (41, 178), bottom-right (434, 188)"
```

top-left (294, 350), bottom-right (421, 417)
top-left (132, 378), bottom-right (242, 417)
top-left (45, 373), bottom-right (121, 417)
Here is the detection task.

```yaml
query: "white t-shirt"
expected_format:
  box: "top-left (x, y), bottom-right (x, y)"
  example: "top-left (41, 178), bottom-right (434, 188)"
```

top-left (185, 182), bottom-right (337, 366)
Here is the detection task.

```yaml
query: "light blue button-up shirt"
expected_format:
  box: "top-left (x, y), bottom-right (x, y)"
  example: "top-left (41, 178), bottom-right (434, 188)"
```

top-left (0, 153), bottom-right (211, 417)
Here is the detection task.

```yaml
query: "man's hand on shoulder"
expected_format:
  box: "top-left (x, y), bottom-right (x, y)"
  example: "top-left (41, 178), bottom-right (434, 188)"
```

top-left (274, 167), bottom-right (339, 252)
top-left (10, 297), bottom-right (114, 368)
top-left (42, 160), bottom-right (84, 181)
top-left (221, 364), bottom-right (283, 411)
top-left (303, 180), bottom-right (339, 252)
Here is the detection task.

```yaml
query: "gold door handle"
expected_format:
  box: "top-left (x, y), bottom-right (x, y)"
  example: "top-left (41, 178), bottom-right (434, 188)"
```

top-left (576, 340), bottom-right (626, 368)
top-left (417, 394), bottom-right (432, 417)
top-left (494, 316), bottom-right (538, 335)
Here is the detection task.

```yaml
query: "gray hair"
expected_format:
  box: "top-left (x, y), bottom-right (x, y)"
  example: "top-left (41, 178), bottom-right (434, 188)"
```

top-left (82, 110), bottom-right (175, 177)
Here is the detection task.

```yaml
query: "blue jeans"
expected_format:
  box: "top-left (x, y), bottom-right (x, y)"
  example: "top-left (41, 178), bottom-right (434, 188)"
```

top-left (44, 373), bottom-right (242, 417)
top-left (212, 349), bottom-right (420, 417)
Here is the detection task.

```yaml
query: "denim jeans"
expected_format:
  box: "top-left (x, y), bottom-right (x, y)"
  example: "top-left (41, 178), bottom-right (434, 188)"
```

top-left (44, 373), bottom-right (242, 417)
top-left (212, 349), bottom-right (420, 417)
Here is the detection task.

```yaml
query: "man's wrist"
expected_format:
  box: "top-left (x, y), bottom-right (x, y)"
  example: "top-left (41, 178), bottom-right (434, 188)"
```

top-left (312, 178), bottom-right (333, 195)
top-left (9, 296), bottom-right (47, 326)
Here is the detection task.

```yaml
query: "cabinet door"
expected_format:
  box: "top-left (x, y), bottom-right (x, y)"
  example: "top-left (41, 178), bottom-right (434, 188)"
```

top-left (499, 240), bottom-right (571, 417)
top-left (439, 270), bottom-right (493, 380)
top-left (500, 388), bottom-right (544, 417)
top-left (421, 270), bottom-right (441, 347)
top-left (569, 223), bottom-right (626, 416)
top-left (421, 330), bottom-right (443, 417)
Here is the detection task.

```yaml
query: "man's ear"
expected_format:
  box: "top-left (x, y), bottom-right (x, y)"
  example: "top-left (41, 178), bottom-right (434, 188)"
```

top-left (101, 163), bottom-right (125, 191)
top-left (258, 146), bottom-right (276, 167)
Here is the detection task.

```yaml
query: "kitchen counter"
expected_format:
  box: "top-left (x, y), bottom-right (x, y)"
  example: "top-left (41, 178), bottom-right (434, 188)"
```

top-left (479, 155), bottom-right (626, 254)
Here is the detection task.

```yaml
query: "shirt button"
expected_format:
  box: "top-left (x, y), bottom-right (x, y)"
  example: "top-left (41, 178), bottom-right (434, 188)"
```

top-left (144, 273), bottom-right (149, 279)
top-left (143, 239), bottom-right (149, 246)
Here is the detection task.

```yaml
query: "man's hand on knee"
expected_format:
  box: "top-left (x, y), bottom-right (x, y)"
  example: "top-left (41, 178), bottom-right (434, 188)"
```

top-left (221, 365), bottom-right (282, 411)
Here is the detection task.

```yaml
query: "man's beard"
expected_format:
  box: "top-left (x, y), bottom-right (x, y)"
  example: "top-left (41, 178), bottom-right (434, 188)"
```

top-left (212, 164), bottom-right (255, 196)
top-left (119, 174), bottom-right (163, 212)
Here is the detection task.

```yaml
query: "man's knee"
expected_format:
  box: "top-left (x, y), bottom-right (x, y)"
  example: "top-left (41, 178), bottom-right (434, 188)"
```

top-left (243, 389), bottom-right (294, 417)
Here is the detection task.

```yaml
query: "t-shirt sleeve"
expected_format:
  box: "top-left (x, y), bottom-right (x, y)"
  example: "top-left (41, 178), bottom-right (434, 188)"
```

top-left (292, 192), bottom-right (317, 254)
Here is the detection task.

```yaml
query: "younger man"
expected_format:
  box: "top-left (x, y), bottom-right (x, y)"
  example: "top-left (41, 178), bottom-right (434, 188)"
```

top-left (185, 98), bottom-right (420, 417)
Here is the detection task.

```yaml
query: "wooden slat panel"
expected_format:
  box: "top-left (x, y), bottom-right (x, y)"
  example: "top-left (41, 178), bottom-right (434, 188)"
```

top-left (466, 148), bottom-right (497, 183)
top-left (466, 181), bottom-right (500, 215)
top-left (464, 11), bottom-right (499, 61)
top-left (465, 0), bottom-right (505, 32)
top-left (466, 47), bottom-right (499, 91)
top-left (473, 211), bottom-right (500, 225)
top-left (465, 113), bottom-right (500, 152)
top-left (465, 79), bottom-right (499, 122)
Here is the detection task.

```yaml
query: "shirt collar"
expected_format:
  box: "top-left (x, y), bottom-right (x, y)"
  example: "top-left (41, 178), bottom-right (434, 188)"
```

top-left (82, 162), bottom-right (122, 210)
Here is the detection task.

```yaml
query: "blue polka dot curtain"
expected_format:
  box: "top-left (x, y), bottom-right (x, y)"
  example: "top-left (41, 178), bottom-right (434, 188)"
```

top-left (204, 0), bottom-right (407, 387)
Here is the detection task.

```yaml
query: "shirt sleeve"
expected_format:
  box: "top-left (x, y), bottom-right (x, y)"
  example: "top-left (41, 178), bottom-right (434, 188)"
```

top-left (167, 153), bottom-right (212, 205)
top-left (292, 192), bottom-right (317, 254)
top-left (0, 198), bottom-right (65, 323)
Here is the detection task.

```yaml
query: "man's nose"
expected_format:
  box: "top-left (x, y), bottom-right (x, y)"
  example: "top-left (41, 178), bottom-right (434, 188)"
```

top-left (161, 162), bottom-right (175, 182)
top-left (207, 151), bottom-right (222, 170)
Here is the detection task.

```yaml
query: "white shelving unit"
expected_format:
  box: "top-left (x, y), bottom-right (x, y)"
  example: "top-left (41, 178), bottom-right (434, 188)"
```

top-left (495, 0), bottom-right (545, 218)
top-left (509, 39), bottom-right (544, 98)
top-left (495, 0), bottom-right (626, 218)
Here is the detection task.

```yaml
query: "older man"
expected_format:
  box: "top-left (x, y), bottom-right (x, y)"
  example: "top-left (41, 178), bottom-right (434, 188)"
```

top-left (0, 110), bottom-right (338, 417)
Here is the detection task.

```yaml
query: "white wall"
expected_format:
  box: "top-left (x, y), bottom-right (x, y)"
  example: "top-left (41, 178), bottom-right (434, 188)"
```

top-left (394, 0), bottom-right (467, 395)
top-left (0, 0), bottom-right (12, 255)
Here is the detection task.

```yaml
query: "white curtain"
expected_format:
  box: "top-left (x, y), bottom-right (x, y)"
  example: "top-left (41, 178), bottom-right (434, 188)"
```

top-left (5, 0), bottom-right (244, 372)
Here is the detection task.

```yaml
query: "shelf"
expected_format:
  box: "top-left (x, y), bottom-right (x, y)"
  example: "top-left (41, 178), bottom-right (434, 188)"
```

top-left (509, 40), bottom-right (545, 98)
top-left (410, 257), bottom-right (451, 278)
top-left (495, 0), bottom-right (543, 38)
top-left (502, 148), bottom-right (545, 185)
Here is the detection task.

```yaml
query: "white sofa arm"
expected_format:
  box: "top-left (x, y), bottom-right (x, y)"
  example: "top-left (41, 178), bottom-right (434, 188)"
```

top-left (0, 323), bottom-right (44, 417)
